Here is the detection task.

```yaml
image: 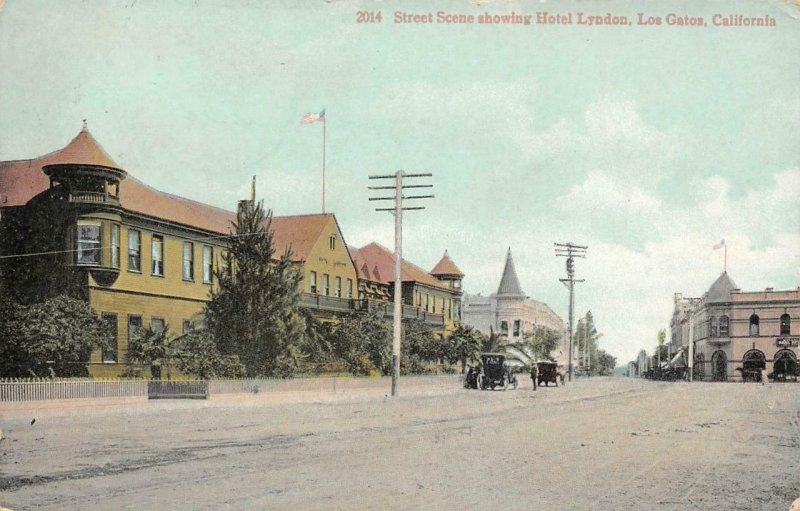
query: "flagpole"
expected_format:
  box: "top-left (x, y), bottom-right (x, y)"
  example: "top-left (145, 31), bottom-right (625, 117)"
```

top-left (322, 116), bottom-right (326, 214)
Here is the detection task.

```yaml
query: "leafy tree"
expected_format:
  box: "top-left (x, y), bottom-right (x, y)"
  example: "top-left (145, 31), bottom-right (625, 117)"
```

top-left (504, 326), bottom-right (562, 368)
top-left (595, 350), bottom-right (617, 375)
top-left (574, 311), bottom-right (600, 370)
top-left (329, 309), bottom-right (392, 376)
top-left (205, 200), bottom-right (306, 377)
top-left (125, 325), bottom-right (174, 379)
top-left (0, 295), bottom-right (108, 378)
top-left (446, 324), bottom-right (482, 374)
top-left (401, 318), bottom-right (441, 374)
top-left (172, 330), bottom-right (246, 380)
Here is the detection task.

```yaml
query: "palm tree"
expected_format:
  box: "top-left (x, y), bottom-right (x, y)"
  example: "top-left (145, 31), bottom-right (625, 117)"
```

top-left (447, 324), bottom-right (481, 374)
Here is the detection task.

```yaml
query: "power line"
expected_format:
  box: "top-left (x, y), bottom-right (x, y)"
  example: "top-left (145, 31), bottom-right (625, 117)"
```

top-left (0, 230), bottom-right (267, 261)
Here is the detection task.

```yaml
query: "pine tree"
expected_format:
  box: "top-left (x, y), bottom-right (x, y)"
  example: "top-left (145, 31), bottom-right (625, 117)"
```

top-left (205, 200), bottom-right (306, 377)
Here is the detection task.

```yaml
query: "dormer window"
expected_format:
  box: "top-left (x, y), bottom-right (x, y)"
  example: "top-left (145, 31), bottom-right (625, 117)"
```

top-left (76, 221), bottom-right (102, 266)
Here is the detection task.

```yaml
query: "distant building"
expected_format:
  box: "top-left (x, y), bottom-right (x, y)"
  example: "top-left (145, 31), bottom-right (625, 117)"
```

top-left (462, 248), bottom-right (568, 362)
top-left (348, 243), bottom-right (463, 335)
top-left (670, 272), bottom-right (800, 381)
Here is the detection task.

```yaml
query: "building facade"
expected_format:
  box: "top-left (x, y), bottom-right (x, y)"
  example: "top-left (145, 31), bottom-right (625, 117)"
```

top-left (670, 272), bottom-right (800, 381)
top-left (0, 128), bottom-right (364, 376)
top-left (462, 248), bottom-right (569, 362)
top-left (348, 243), bottom-right (464, 335)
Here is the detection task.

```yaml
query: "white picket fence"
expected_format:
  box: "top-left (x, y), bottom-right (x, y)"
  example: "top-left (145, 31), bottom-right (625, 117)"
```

top-left (0, 380), bottom-right (148, 401)
top-left (0, 375), bottom-right (460, 402)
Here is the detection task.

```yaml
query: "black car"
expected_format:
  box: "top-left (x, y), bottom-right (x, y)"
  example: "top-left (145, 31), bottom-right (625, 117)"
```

top-left (473, 353), bottom-right (518, 391)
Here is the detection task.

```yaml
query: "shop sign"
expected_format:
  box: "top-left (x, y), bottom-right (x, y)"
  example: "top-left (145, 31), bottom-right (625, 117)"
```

top-left (776, 337), bottom-right (799, 347)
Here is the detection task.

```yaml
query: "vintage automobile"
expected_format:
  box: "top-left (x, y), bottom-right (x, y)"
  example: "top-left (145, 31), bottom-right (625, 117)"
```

top-left (536, 361), bottom-right (561, 387)
top-left (475, 354), bottom-right (518, 391)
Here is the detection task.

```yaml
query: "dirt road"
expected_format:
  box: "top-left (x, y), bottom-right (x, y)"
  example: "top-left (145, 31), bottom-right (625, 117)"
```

top-left (1, 378), bottom-right (798, 510)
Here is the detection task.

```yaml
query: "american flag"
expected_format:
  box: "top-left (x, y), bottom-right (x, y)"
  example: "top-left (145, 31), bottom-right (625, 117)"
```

top-left (713, 239), bottom-right (725, 250)
top-left (301, 109), bottom-right (326, 124)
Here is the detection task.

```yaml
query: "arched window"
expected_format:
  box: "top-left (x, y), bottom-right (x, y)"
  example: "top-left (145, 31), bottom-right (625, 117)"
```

top-left (709, 316), bottom-right (717, 338)
top-left (749, 314), bottom-right (760, 336)
top-left (780, 313), bottom-right (791, 336)
top-left (718, 315), bottom-right (729, 337)
top-left (500, 321), bottom-right (508, 336)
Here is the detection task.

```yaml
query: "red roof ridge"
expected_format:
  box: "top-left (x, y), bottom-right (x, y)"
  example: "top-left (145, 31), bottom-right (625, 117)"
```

top-left (127, 175), bottom-right (236, 217)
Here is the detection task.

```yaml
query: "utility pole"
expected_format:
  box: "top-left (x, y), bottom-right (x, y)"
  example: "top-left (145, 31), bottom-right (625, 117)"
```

top-left (555, 242), bottom-right (587, 382)
top-left (368, 171), bottom-right (433, 396)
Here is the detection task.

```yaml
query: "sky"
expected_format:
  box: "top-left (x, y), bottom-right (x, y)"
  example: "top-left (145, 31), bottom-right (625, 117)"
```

top-left (1, 0), bottom-right (798, 363)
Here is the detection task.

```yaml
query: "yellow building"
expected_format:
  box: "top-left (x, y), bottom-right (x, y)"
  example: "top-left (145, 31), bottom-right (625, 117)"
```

top-left (348, 243), bottom-right (464, 336)
top-left (0, 128), bottom-right (360, 376)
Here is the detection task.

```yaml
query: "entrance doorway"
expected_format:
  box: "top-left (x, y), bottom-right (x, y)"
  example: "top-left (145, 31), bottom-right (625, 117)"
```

top-left (711, 350), bottom-right (727, 381)
top-left (773, 350), bottom-right (799, 382)
top-left (742, 349), bottom-right (766, 371)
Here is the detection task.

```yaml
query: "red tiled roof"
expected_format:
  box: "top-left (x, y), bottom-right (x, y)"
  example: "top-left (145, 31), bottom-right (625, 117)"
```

top-left (269, 214), bottom-right (331, 262)
top-left (430, 250), bottom-right (464, 277)
top-left (352, 242), bottom-right (451, 291)
top-left (0, 128), bottom-right (237, 233)
top-left (1, 130), bottom-right (347, 261)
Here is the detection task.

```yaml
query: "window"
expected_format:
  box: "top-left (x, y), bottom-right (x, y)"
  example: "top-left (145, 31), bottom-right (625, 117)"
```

top-left (334, 276), bottom-right (341, 298)
top-left (329, 235), bottom-right (336, 250)
top-left (128, 316), bottom-right (142, 347)
top-left (749, 314), bottom-right (760, 336)
top-left (128, 230), bottom-right (141, 272)
top-left (346, 278), bottom-right (353, 299)
top-left (182, 242), bottom-right (194, 281)
top-left (709, 316), bottom-right (717, 338)
top-left (780, 313), bottom-right (791, 336)
top-left (151, 235), bottom-right (164, 276)
top-left (321, 274), bottom-right (329, 296)
top-left (454, 301), bottom-right (460, 321)
top-left (500, 321), bottom-right (508, 336)
top-left (513, 320), bottom-right (521, 337)
top-left (425, 295), bottom-right (429, 312)
top-left (110, 224), bottom-right (120, 269)
top-left (432, 297), bottom-right (436, 313)
top-left (183, 320), bottom-right (192, 335)
top-left (102, 313), bottom-right (118, 363)
top-left (76, 221), bottom-right (101, 266)
top-left (202, 246), bottom-right (213, 284)
top-left (151, 318), bottom-right (165, 333)
top-left (309, 271), bottom-right (317, 294)
top-left (718, 315), bottom-right (729, 337)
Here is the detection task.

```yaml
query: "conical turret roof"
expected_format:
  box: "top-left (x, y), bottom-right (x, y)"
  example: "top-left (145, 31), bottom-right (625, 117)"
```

top-left (431, 250), bottom-right (464, 277)
top-left (496, 247), bottom-right (525, 297)
top-left (706, 272), bottom-right (737, 303)
top-left (47, 126), bottom-right (122, 170)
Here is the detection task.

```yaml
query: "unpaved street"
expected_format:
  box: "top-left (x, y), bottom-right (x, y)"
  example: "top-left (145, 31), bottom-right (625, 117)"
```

top-left (1, 378), bottom-right (799, 510)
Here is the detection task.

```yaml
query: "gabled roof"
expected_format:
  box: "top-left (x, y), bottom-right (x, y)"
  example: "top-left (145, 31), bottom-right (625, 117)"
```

top-left (497, 247), bottom-right (525, 297)
top-left (430, 250), bottom-right (464, 278)
top-left (269, 214), bottom-right (332, 262)
top-left (351, 242), bottom-right (451, 291)
top-left (706, 272), bottom-right (738, 304)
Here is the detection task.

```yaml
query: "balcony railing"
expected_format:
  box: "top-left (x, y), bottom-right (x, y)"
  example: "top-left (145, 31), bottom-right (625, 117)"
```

top-left (298, 293), bottom-right (446, 328)
top-left (68, 191), bottom-right (121, 206)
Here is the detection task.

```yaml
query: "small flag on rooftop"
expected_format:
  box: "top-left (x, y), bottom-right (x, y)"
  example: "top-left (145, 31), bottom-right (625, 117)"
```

top-left (713, 239), bottom-right (725, 250)
top-left (301, 109), bottom-right (326, 124)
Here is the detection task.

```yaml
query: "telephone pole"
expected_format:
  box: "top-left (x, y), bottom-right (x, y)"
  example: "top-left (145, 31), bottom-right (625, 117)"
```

top-left (555, 242), bottom-right (587, 382)
top-left (368, 171), bottom-right (433, 397)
